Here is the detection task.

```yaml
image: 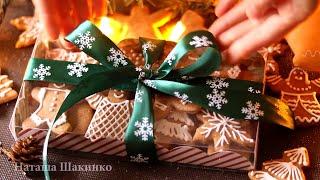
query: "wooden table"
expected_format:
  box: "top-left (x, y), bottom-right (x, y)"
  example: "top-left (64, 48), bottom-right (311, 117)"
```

top-left (1, 1), bottom-right (319, 179)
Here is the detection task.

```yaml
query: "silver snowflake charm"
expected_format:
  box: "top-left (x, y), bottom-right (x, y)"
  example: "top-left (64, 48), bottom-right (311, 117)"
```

top-left (74, 31), bottom-right (95, 50)
top-left (248, 87), bottom-right (261, 94)
top-left (135, 90), bottom-right (144, 103)
top-left (173, 92), bottom-right (192, 105)
top-left (107, 48), bottom-right (128, 67)
top-left (33, 64), bottom-right (51, 80)
top-left (164, 53), bottom-right (176, 66)
top-left (241, 101), bottom-right (264, 120)
top-left (130, 154), bottom-right (149, 163)
top-left (143, 80), bottom-right (157, 89)
top-left (142, 41), bottom-right (156, 54)
top-left (207, 89), bottom-right (228, 109)
top-left (67, 63), bottom-right (89, 77)
top-left (189, 35), bottom-right (213, 48)
top-left (206, 78), bottom-right (229, 89)
top-left (134, 117), bottom-right (153, 141)
top-left (200, 111), bottom-right (254, 147)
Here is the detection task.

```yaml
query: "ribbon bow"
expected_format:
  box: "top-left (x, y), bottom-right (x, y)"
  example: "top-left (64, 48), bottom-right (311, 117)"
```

top-left (23, 21), bottom-right (293, 180)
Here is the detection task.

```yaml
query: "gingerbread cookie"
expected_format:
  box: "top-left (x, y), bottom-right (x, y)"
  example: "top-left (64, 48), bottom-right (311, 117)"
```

top-left (0, 75), bottom-right (18, 105)
top-left (45, 48), bottom-right (99, 65)
top-left (85, 96), bottom-right (133, 141)
top-left (193, 110), bottom-right (254, 154)
top-left (22, 84), bottom-right (93, 135)
top-left (10, 16), bottom-right (40, 48)
top-left (267, 66), bottom-right (320, 126)
top-left (179, 10), bottom-right (206, 38)
top-left (249, 147), bottom-right (310, 180)
top-left (110, 6), bottom-right (173, 40)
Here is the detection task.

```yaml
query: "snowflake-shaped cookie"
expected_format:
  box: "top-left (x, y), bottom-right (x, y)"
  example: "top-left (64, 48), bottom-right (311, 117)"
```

top-left (134, 117), bottom-right (153, 141)
top-left (189, 35), bottom-right (213, 48)
top-left (130, 154), bottom-right (149, 163)
top-left (67, 63), bottom-right (89, 77)
top-left (33, 64), bottom-right (51, 80)
top-left (194, 111), bottom-right (254, 148)
top-left (241, 101), bottom-right (264, 120)
top-left (74, 31), bottom-right (95, 50)
top-left (142, 41), bottom-right (156, 53)
top-left (107, 48), bottom-right (128, 67)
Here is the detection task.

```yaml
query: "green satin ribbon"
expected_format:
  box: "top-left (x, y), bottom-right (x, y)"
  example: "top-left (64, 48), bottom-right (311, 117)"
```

top-left (23, 21), bottom-right (294, 180)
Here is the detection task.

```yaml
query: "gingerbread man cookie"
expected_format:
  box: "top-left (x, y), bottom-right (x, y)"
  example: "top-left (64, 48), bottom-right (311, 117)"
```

top-left (0, 74), bottom-right (18, 105)
top-left (22, 84), bottom-right (93, 135)
top-left (193, 110), bottom-right (254, 154)
top-left (249, 147), bottom-right (310, 180)
top-left (10, 16), bottom-right (40, 48)
top-left (267, 67), bottom-right (320, 126)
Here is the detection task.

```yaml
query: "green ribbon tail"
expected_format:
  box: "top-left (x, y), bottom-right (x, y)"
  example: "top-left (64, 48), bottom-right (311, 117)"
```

top-left (124, 81), bottom-right (157, 163)
top-left (143, 78), bottom-right (294, 129)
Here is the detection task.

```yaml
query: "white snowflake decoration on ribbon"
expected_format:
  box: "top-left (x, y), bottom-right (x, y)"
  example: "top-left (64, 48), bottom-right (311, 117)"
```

top-left (135, 90), bottom-right (144, 103)
top-left (241, 101), bottom-right (264, 120)
top-left (33, 64), bottom-right (51, 80)
top-left (143, 80), bottom-right (157, 89)
top-left (74, 31), bottom-right (95, 50)
top-left (248, 87), bottom-right (261, 94)
top-left (206, 78), bottom-right (229, 109)
top-left (134, 117), bottom-right (153, 141)
top-left (107, 48), bottom-right (128, 67)
top-left (164, 53), bottom-right (176, 66)
top-left (207, 89), bottom-right (228, 109)
top-left (130, 154), bottom-right (149, 163)
top-left (142, 41), bottom-right (156, 54)
top-left (67, 63), bottom-right (89, 77)
top-left (206, 78), bottom-right (229, 89)
top-left (189, 35), bottom-right (213, 48)
top-left (200, 111), bottom-right (254, 147)
top-left (135, 67), bottom-right (145, 79)
top-left (173, 92), bottom-right (192, 105)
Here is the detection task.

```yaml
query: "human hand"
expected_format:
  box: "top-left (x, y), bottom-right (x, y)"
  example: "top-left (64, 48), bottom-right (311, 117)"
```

top-left (33, 0), bottom-right (107, 46)
top-left (209, 0), bottom-right (318, 63)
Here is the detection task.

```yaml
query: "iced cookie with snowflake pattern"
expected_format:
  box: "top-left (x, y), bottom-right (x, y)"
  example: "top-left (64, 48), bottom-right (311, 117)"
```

top-left (266, 66), bottom-right (320, 126)
top-left (193, 110), bottom-right (254, 154)
top-left (249, 147), bottom-right (309, 180)
top-left (0, 75), bottom-right (18, 105)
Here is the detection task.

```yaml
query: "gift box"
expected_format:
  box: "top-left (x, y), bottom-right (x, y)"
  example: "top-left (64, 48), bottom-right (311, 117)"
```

top-left (9, 3), bottom-right (293, 173)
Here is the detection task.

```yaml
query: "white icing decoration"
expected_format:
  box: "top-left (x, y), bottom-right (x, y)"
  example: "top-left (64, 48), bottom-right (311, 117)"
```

top-left (0, 75), bottom-right (13, 98)
top-left (155, 119), bottom-right (192, 142)
top-left (284, 147), bottom-right (309, 167)
top-left (30, 87), bottom-right (70, 128)
top-left (200, 111), bottom-right (254, 147)
top-left (264, 161), bottom-right (304, 180)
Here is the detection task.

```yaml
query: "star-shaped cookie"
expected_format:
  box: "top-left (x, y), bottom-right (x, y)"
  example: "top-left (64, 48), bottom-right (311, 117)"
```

top-left (110, 6), bottom-right (173, 40)
top-left (10, 16), bottom-right (40, 48)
